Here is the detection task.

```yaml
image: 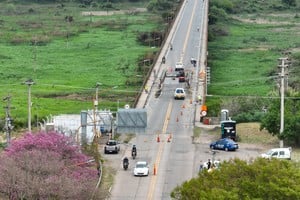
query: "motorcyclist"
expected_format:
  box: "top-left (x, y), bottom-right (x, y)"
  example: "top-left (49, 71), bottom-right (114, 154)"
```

top-left (123, 157), bottom-right (129, 170)
top-left (132, 145), bottom-right (137, 157)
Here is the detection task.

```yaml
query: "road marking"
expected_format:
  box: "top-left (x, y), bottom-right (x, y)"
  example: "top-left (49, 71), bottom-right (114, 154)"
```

top-left (147, 102), bottom-right (172, 200)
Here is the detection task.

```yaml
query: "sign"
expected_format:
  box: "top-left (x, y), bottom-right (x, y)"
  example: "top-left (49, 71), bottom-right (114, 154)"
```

top-left (198, 70), bottom-right (206, 79)
top-left (201, 110), bottom-right (207, 116)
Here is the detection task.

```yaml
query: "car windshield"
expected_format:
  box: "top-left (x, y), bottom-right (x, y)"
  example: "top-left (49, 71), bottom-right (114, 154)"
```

top-left (136, 163), bottom-right (147, 168)
top-left (176, 89), bottom-right (184, 93)
top-left (107, 141), bottom-right (116, 145)
top-left (265, 150), bottom-right (274, 155)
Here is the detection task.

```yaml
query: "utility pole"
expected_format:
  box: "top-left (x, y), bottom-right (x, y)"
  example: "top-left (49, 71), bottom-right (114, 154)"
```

top-left (3, 95), bottom-right (14, 147)
top-left (95, 82), bottom-right (101, 111)
top-left (278, 57), bottom-right (289, 148)
top-left (24, 79), bottom-right (34, 133)
top-left (92, 82), bottom-right (101, 177)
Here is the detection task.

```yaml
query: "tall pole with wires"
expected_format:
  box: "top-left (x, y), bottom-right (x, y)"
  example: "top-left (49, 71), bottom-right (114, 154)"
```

top-left (24, 79), bottom-right (34, 133)
top-left (278, 57), bottom-right (289, 148)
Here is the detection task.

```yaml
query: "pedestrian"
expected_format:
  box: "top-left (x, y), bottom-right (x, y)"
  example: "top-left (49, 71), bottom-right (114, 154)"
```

top-left (197, 95), bottom-right (202, 104)
top-left (144, 86), bottom-right (148, 93)
top-left (207, 159), bottom-right (211, 170)
top-left (199, 161), bottom-right (203, 172)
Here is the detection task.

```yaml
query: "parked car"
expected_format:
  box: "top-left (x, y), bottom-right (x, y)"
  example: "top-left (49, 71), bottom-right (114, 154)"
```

top-left (133, 161), bottom-right (149, 176)
top-left (210, 138), bottom-right (238, 151)
top-left (261, 147), bottom-right (291, 160)
top-left (104, 140), bottom-right (120, 154)
top-left (174, 88), bottom-right (186, 100)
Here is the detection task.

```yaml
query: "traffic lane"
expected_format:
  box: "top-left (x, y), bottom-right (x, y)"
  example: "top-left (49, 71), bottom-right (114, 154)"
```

top-left (148, 87), bottom-right (195, 199)
top-left (108, 134), bottom-right (157, 200)
top-left (162, 135), bottom-right (195, 199)
top-left (110, 83), bottom-right (174, 199)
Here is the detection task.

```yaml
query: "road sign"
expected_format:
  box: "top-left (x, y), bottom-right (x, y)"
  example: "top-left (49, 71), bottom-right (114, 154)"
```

top-left (201, 110), bottom-right (207, 116)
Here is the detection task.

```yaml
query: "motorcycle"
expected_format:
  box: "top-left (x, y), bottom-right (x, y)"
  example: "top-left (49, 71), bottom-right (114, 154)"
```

top-left (132, 150), bottom-right (137, 159)
top-left (123, 157), bottom-right (129, 170)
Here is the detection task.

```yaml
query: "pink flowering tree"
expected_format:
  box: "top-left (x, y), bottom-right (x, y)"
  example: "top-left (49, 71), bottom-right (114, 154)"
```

top-left (0, 131), bottom-right (98, 200)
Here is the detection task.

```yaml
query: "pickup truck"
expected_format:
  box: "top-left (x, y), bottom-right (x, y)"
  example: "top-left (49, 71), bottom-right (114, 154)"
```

top-left (261, 147), bottom-right (291, 160)
top-left (104, 140), bottom-right (120, 154)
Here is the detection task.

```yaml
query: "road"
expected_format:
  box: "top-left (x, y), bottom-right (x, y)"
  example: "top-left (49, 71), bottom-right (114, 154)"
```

top-left (108, 0), bottom-right (208, 199)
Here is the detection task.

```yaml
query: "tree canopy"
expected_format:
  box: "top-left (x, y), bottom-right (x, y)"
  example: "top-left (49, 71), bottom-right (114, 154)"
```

top-left (0, 131), bottom-right (98, 200)
top-left (260, 91), bottom-right (300, 145)
top-left (171, 158), bottom-right (300, 200)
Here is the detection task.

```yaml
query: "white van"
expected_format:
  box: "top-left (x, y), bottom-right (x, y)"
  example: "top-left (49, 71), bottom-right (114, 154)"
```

top-left (261, 147), bottom-right (292, 160)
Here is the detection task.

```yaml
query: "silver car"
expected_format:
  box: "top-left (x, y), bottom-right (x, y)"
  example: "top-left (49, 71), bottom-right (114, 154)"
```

top-left (174, 88), bottom-right (186, 100)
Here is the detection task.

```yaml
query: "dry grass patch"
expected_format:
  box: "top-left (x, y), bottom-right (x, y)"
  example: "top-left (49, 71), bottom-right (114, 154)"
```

top-left (237, 122), bottom-right (278, 145)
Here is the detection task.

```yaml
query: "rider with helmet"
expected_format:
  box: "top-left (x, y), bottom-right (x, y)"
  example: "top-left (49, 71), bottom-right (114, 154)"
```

top-left (132, 145), bottom-right (137, 158)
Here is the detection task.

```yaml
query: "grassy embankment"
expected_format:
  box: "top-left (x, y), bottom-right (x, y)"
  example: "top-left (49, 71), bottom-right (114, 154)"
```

top-left (206, 5), bottom-right (300, 115)
top-left (0, 2), bottom-right (162, 127)
top-left (199, 1), bottom-right (300, 158)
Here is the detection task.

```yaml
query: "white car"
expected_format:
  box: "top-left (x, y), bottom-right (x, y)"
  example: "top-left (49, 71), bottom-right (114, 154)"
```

top-left (174, 88), bottom-right (186, 100)
top-left (133, 161), bottom-right (149, 176)
top-left (261, 147), bottom-right (291, 160)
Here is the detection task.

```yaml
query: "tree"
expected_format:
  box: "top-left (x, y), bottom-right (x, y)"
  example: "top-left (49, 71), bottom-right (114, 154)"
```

top-left (0, 131), bottom-right (98, 200)
top-left (171, 158), bottom-right (300, 200)
top-left (282, 0), bottom-right (297, 7)
top-left (260, 91), bottom-right (300, 145)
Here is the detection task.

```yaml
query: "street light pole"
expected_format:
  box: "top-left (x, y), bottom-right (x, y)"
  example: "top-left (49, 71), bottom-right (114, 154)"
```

top-left (24, 79), bottom-right (34, 133)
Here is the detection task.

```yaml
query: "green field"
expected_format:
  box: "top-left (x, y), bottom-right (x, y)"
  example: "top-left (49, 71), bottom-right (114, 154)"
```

top-left (208, 16), bottom-right (300, 96)
top-left (206, 1), bottom-right (300, 117)
top-left (0, 2), bottom-right (163, 127)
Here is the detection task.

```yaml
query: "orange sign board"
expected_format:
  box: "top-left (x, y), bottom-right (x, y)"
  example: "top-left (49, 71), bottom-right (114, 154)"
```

top-left (201, 105), bottom-right (207, 111)
top-left (198, 70), bottom-right (206, 79)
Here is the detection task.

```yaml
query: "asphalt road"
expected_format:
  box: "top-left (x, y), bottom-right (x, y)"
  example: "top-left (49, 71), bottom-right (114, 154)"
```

top-left (106, 0), bottom-right (220, 199)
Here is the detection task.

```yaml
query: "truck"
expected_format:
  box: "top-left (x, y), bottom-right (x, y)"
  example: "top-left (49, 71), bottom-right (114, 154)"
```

top-left (221, 120), bottom-right (237, 141)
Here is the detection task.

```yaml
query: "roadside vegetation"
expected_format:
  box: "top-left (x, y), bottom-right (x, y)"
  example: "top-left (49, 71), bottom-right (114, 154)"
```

top-left (171, 157), bottom-right (300, 199)
top-left (0, 132), bottom-right (100, 199)
top-left (206, 0), bottom-right (300, 145)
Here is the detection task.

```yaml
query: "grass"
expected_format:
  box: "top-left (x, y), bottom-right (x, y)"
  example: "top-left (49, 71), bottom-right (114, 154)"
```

top-left (207, 12), bottom-right (300, 97)
top-left (0, 2), bottom-right (164, 127)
